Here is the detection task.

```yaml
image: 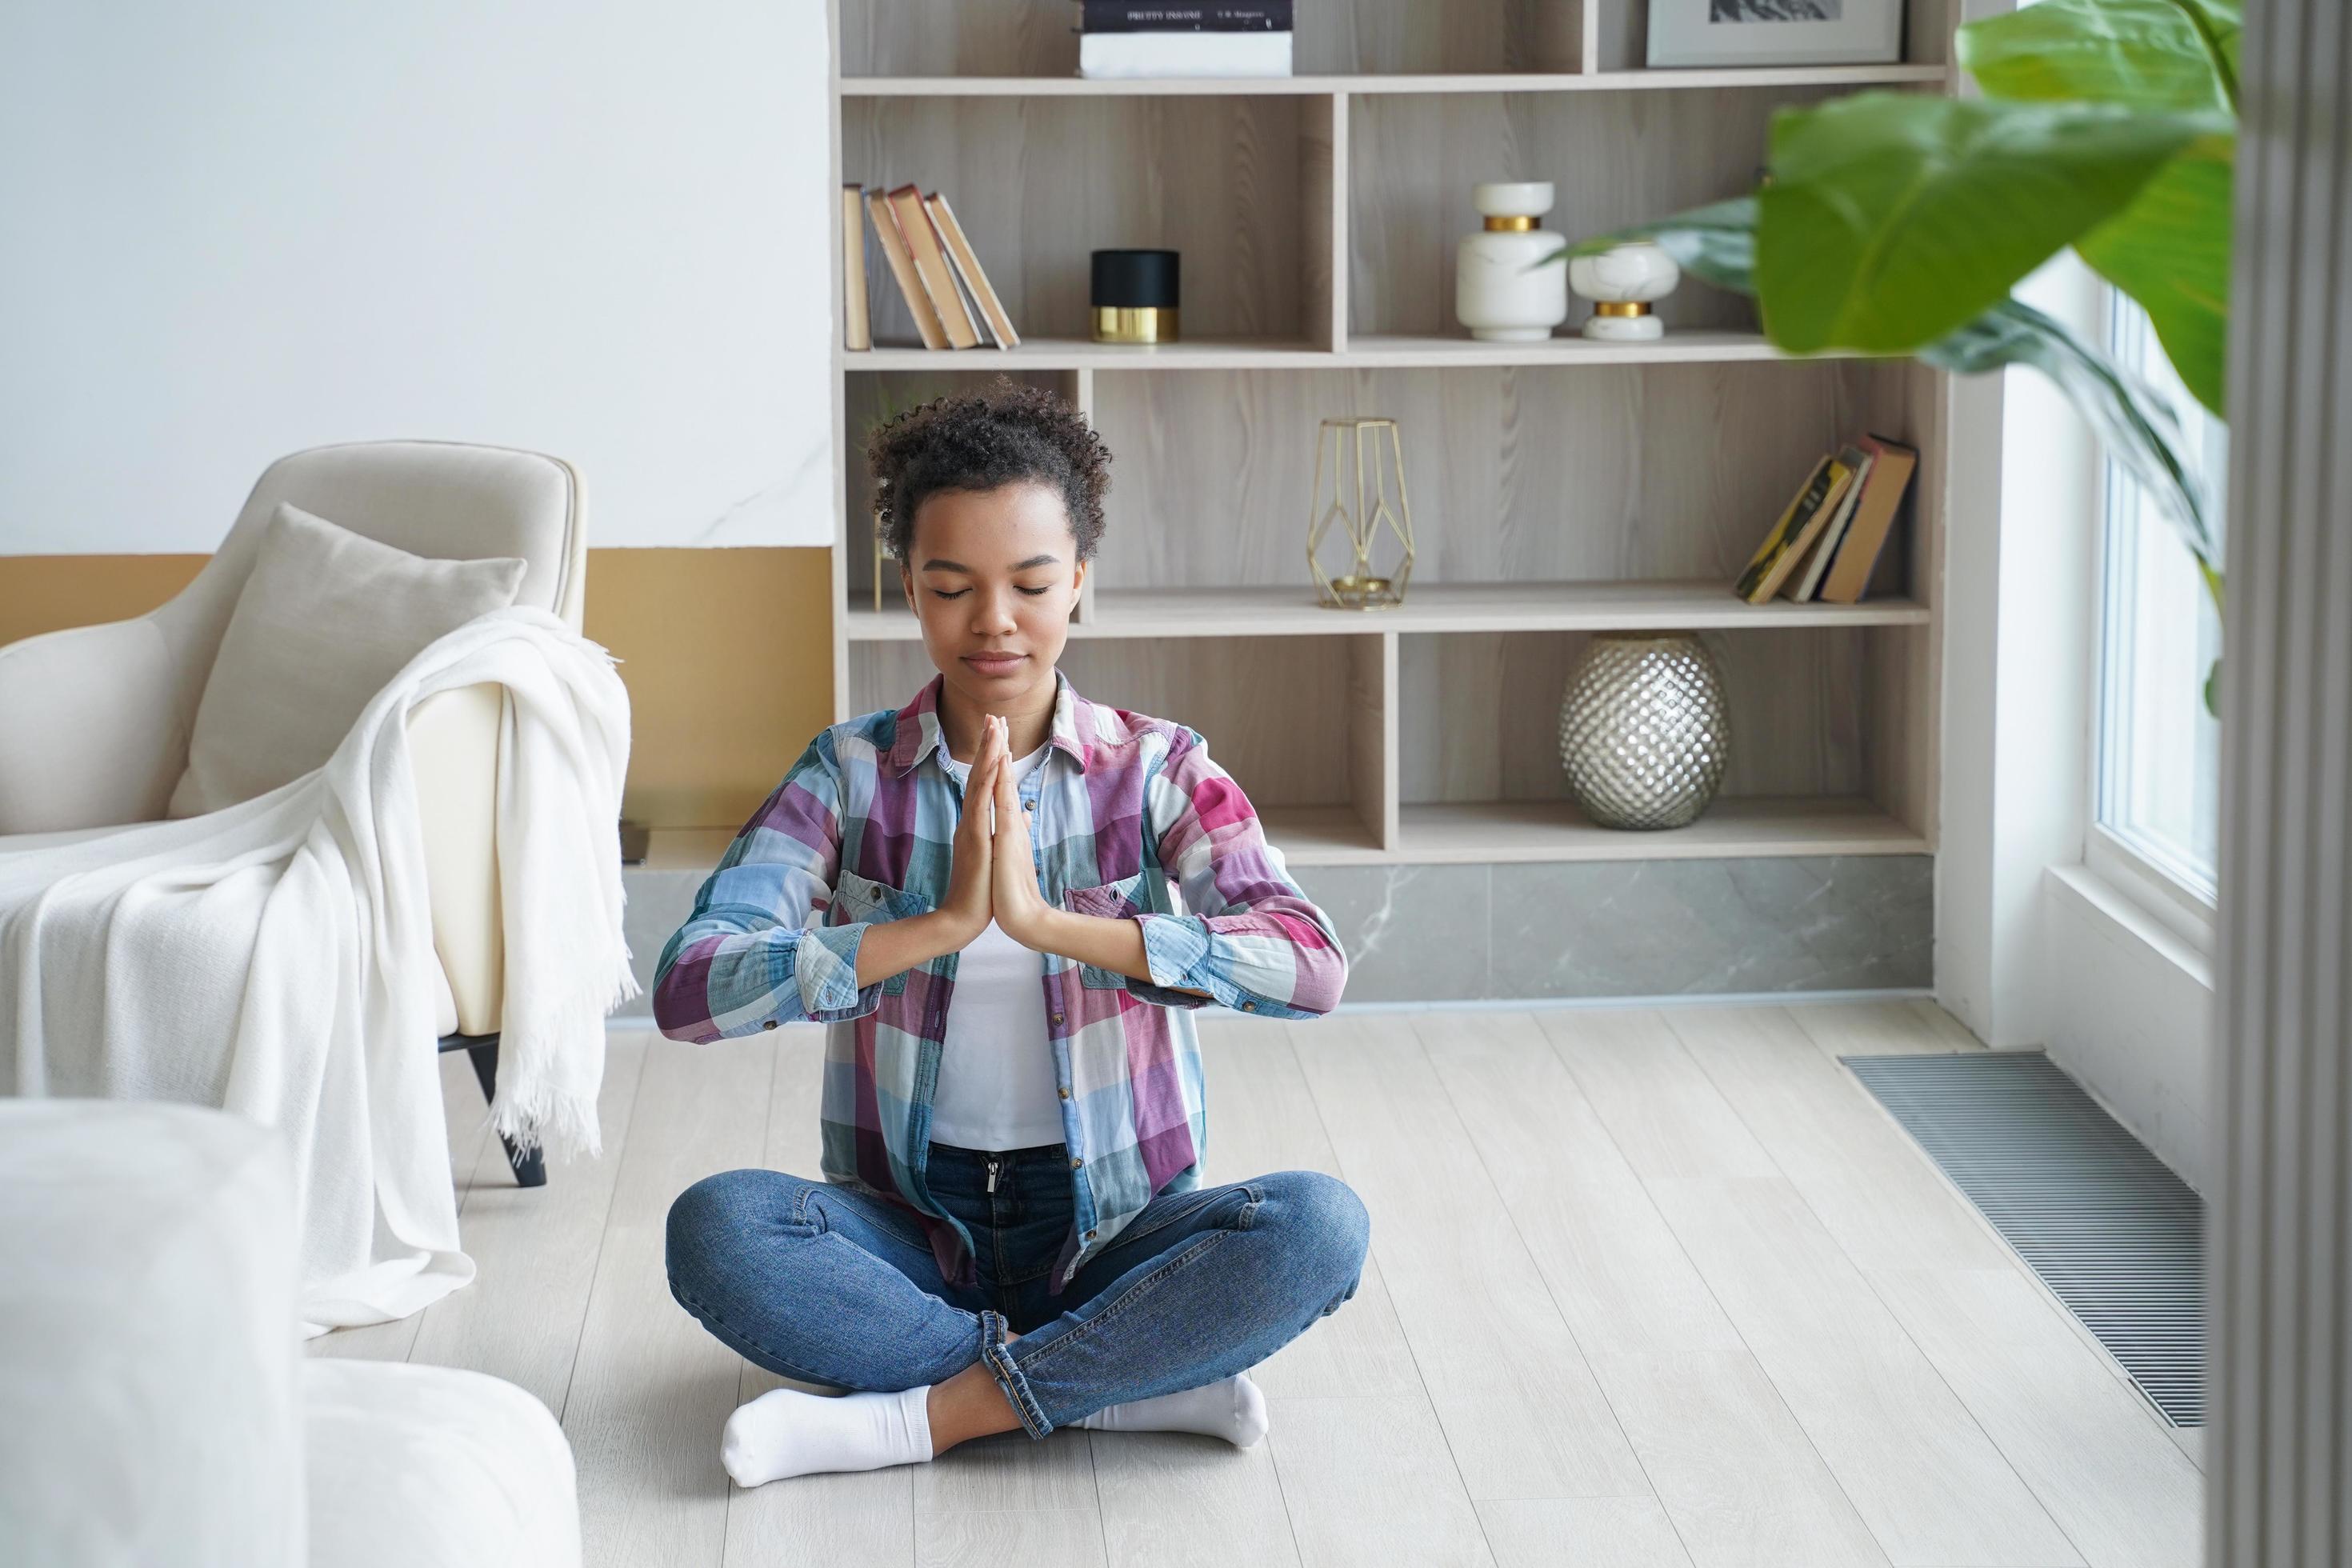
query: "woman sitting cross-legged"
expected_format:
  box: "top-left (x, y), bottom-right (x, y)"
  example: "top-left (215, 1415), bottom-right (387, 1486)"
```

top-left (652, 378), bottom-right (1366, 1487)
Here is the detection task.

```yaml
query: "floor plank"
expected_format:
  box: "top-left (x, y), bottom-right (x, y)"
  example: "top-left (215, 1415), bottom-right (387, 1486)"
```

top-left (408, 1034), bottom-right (648, 1415)
top-left (1586, 1350), bottom-right (1890, 1568)
top-left (1266, 1394), bottom-right (1497, 1568)
top-left (1866, 1268), bottom-right (2202, 1568)
top-left (1536, 1008), bottom-right (1782, 1182)
top-left (1415, 1010), bottom-right (1745, 1361)
top-left (1784, 998), bottom-right (1986, 1059)
top-left (1659, 1006), bottom-right (2015, 1272)
top-left (1475, 1497), bottom-right (1695, 1568)
top-left (1644, 1174), bottom-right (2081, 1567)
top-left (1089, 1429), bottom-right (1301, 1568)
top-left (914, 1508), bottom-right (1108, 1568)
top-left (563, 1037), bottom-right (776, 1568)
top-left (1290, 1014), bottom-right (1652, 1502)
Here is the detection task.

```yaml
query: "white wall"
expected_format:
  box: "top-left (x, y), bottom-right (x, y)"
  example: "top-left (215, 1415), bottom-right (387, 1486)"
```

top-left (0, 1), bottom-right (832, 554)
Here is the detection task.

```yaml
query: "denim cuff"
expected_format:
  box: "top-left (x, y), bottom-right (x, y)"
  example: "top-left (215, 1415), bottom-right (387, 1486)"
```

top-left (977, 1308), bottom-right (1054, 1439)
top-left (794, 922), bottom-right (868, 1015)
top-left (1137, 912), bottom-right (1213, 992)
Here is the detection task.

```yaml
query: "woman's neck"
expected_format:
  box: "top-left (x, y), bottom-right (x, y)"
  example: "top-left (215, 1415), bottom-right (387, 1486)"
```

top-left (937, 675), bottom-right (1056, 763)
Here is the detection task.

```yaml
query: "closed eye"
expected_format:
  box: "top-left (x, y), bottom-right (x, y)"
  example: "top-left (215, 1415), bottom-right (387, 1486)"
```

top-left (929, 584), bottom-right (1055, 600)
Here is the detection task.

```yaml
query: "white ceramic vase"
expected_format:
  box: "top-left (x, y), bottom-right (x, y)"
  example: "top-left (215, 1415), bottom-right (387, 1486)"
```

top-left (1455, 182), bottom-right (1569, 343)
top-left (1568, 240), bottom-right (1682, 341)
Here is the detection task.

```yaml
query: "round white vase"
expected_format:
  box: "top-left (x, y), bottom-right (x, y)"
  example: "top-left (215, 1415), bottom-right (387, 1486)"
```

top-left (1455, 182), bottom-right (1569, 343)
top-left (1569, 241), bottom-right (1682, 341)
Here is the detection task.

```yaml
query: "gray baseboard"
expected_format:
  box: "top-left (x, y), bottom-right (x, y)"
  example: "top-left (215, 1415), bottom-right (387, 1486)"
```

top-left (621, 852), bottom-right (1933, 1011)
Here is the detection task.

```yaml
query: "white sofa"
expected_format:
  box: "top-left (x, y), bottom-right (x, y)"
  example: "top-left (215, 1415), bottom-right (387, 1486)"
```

top-left (0, 1098), bottom-right (582, 1568)
top-left (0, 441), bottom-right (588, 1182)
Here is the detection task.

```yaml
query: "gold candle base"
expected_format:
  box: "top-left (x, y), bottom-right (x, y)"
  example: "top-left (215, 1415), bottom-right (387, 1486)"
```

top-left (1594, 299), bottom-right (1652, 318)
top-left (1321, 573), bottom-right (1404, 610)
top-left (1092, 306), bottom-right (1180, 344)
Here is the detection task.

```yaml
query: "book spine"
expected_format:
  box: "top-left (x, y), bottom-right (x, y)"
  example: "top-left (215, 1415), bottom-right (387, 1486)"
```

top-left (887, 185), bottom-right (980, 350)
top-left (1078, 1), bottom-right (1292, 31)
top-left (840, 184), bottom-right (870, 353)
top-left (866, 190), bottom-right (946, 350)
top-left (927, 194), bottom-right (1021, 351)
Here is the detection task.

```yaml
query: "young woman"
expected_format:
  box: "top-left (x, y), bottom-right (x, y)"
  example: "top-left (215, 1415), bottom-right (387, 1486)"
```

top-left (652, 379), bottom-right (1366, 1487)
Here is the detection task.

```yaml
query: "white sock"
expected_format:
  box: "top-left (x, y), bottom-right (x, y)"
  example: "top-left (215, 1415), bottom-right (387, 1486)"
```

top-left (720, 1383), bottom-right (935, 1488)
top-left (1075, 1372), bottom-right (1269, 1447)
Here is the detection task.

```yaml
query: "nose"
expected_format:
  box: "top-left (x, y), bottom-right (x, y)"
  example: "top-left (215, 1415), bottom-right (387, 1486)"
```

top-left (972, 585), bottom-right (1019, 636)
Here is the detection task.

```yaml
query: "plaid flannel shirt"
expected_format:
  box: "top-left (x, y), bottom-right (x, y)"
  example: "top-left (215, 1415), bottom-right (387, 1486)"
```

top-left (651, 670), bottom-right (1349, 1293)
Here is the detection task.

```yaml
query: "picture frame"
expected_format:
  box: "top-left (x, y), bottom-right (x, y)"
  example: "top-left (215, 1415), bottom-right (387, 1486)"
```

top-left (1646, 0), bottom-right (1905, 70)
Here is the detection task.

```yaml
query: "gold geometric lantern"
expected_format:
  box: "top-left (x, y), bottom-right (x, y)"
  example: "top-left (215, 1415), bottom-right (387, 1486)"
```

top-left (1306, 416), bottom-right (1415, 610)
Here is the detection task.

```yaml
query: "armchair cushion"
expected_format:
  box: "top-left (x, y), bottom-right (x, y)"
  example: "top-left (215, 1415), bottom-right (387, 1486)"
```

top-left (168, 503), bottom-right (526, 820)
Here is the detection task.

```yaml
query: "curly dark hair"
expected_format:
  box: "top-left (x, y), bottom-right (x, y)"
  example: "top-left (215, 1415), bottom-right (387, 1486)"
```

top-left (866, 376), bottom-right (1111, 566)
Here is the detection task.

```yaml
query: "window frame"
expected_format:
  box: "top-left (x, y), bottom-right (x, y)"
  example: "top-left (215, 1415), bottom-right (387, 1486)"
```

top-left (2086, 292), bottom-right (2221, 958)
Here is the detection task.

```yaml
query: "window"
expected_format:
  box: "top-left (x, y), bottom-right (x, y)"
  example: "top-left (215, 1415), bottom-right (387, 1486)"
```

top-left (2094, 299), bottom-right (2227, 911)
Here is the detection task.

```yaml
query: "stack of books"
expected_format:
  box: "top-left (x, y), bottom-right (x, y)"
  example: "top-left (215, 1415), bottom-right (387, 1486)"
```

top-left (841, 183), bottom-right (1019, 353)
top-left (1076, 2), bottom-right (1294, 79)
top-left (1733, 434), bottom-right (1918, 605)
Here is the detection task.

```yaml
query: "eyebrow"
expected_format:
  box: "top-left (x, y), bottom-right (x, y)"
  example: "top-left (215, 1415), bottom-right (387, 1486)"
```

top-left (919, 554), bottom-right (1062, 574)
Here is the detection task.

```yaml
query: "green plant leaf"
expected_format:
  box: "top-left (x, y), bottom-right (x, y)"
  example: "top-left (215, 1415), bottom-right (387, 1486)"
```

top-left (1757, 93), bottom-right (2222, 357)
top-left (1923, 297), bottom-right (2219, 573)
top-left (2076, 131), bottom-right (2234, 415)
top-left (1959, 0), bottom-right (2242, 114)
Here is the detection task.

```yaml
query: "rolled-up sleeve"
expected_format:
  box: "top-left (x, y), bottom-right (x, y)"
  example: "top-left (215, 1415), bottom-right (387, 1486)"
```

top-left (650, 733), bottom-right (891, 1041)
top-left (1130, 728), bottom-right (1350, 1018)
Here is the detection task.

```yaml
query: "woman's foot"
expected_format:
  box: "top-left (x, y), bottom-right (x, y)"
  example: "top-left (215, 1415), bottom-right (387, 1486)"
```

top-left (1075, 1372), bottom-right (1269, 1447)
top-left (721, 1384), bottom-right (934, 1487)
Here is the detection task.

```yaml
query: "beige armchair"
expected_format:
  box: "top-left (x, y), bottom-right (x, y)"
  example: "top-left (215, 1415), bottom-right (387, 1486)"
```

top-left (0, 439), bottom-right (586, 1186)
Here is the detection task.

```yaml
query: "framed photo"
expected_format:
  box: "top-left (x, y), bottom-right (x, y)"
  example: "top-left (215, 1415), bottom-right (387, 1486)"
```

top-left (1646, 0), bottom-right (1905, 69)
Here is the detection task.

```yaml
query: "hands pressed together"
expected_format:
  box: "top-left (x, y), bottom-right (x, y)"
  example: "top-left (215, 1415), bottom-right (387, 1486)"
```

top-left (941, 712), bottom-right (1056, 951)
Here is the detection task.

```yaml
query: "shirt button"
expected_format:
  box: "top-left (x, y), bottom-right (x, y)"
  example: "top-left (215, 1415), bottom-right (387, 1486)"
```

top-left (1051, 1012), bottom-right (1065, 1025)
top-left (1085, 1229), bottom-right (1096, 1241)
top-left (1242, 1001), bottom-right (1257, 1012)
top-left (1070, 1156), bottom-right (1082, 1169)
top-left (1058, 1086), bottom-right (1071, 1099)
top-left (762, 1019), bottom-right (778, 1030)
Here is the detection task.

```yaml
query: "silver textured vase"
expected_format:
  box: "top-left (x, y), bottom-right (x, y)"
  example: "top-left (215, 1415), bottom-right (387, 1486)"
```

top-left (1558, 632), bottom-right (1730, 830)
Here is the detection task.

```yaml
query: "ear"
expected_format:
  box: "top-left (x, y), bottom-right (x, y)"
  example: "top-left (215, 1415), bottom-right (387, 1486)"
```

top-left (899, 559), bottom-right (915, 602)
top-left (1069, 556), bottom-right (1088, 600)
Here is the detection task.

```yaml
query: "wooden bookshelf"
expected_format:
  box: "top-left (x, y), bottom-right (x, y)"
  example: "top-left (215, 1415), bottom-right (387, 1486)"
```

top-left (823, 0), bottom-right (1961, 866)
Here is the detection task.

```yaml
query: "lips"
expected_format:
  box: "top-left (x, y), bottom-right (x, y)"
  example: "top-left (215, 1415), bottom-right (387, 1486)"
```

top-left (962, 651), bottom-right (1026, 674)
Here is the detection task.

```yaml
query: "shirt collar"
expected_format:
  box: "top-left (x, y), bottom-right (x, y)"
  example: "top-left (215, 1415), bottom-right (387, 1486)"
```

top-left (886, 668), bottom-right (1092, 778)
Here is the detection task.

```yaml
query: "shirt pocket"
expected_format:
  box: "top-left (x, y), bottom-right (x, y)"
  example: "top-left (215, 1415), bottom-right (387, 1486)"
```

top-left (829, 868), bottom-right (929, 995)
top-left (1059, 870), bottom-right (1170, 990)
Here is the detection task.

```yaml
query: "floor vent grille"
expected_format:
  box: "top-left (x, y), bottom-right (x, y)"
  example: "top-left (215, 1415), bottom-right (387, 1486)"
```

top-left (1843, 1050), bottom-right (2205, 1427)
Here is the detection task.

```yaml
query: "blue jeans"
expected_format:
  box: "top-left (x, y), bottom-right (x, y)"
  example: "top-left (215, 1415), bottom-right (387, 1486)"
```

top-left (665, 1139), bottom-right (1370, 1438)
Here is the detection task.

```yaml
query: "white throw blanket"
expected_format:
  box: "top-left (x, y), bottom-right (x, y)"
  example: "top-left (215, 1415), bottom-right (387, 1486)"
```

top-left (0, 607), bottom-right (636, 1334)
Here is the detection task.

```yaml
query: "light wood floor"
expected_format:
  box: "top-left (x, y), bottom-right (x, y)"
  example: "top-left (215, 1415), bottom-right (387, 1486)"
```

top-left (310, 1001), bottom-right (2203, 1568)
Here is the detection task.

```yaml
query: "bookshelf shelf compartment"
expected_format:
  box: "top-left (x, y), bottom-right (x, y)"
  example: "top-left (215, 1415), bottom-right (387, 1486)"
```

top-left (843, 331), bottom-right (1868, 370)
top-left (844, 582), bottom-right (1927, 642)
top-left (838, 66), bottom-right (1952, 98)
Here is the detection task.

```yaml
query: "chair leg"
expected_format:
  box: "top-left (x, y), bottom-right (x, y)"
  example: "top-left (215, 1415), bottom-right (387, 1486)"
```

top-left (462, 1037), bottom-right (547, 1189)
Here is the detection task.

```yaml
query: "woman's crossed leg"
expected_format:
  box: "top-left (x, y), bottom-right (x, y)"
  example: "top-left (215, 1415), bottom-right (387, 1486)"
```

top-left (665, 1166), bottom-right (1369, 1486)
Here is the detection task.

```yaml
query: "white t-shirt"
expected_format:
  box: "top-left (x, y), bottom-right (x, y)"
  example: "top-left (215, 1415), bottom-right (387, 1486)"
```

top-left (928, 742), bottom-right (1066, 1151)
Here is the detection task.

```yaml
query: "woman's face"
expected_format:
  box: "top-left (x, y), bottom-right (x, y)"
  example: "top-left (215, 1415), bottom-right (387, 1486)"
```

top-left (900, 480), bottom-right (1086, 716)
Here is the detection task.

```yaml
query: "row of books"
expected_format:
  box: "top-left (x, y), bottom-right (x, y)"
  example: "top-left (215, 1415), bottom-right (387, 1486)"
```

top-left (841, 183), bottom-right (1020, 353)
top-left (1077, 1), bottom-right (1294, 79)
top-left (1734, 435), bottom-right (1918, 605)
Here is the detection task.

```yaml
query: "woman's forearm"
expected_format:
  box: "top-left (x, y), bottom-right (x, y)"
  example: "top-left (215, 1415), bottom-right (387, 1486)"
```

top-left (854, 910), bottom-right (978, 989)
top-left (1030, 909), bottom-right (1211, 994)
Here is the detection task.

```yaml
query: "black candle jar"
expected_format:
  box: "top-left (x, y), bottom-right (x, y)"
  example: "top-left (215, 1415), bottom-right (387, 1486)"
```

top-left (1090, 249), bottom-right (1180, 343)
